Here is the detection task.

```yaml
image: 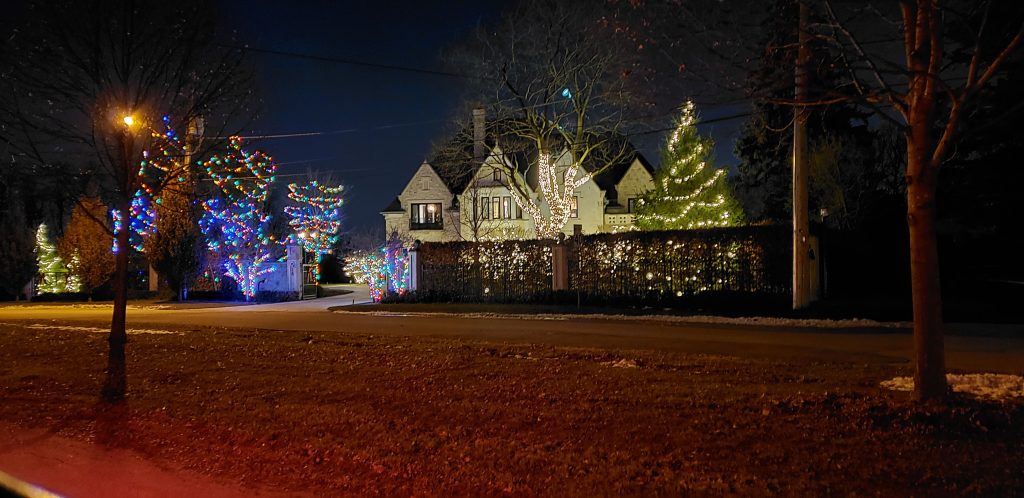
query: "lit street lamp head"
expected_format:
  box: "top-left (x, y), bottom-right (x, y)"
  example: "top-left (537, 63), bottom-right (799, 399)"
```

top-left (122, 115), bottom-right (135, 127)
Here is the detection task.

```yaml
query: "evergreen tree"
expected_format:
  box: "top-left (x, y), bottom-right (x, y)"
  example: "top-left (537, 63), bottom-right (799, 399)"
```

top-left (634, 102), bottom-right (743, 230)
top-left (35, 224), bottom-right (77, 294)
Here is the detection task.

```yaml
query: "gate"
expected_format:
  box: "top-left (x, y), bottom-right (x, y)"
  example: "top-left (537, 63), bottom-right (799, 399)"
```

top-left (301, 251), bottom-right (318, 299)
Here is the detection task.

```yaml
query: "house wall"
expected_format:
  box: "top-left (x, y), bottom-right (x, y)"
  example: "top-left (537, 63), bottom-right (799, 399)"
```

top-left (457, 159), bottom-right (534, 241)
top-left (615, 159), bottom-right (655, 209)
top-left (603, 159), bottom-right (655, 232)
top-left (385, 163), bottom-right (459, 243)
top-left (384, 152), bottom-right (655, 243)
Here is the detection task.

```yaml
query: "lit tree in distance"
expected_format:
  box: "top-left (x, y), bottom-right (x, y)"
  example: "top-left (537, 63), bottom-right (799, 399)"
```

top-left (343, 232), bottom-right (409, 302)
top-left (35, 224), bottom-right (78, 294)
top-left (199, 137), bottom-right (278, 301)
top-left (634, 102), bottom-right (743, 230)
top-left (285, 181), bottom-right (344, 281)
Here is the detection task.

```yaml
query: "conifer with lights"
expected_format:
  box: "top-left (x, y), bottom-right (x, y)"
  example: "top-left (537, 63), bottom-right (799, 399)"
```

top-left (35, 224), bottom-right (78, 294)
top-left (634, 102), bottom-right (743, 230)
top-left (198, 137), bottom-right (278, 301)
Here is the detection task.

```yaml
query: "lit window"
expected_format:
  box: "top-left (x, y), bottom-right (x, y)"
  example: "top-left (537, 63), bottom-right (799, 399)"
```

top-left (493, 169), bottom-right (503, 182)
top-left (570, 196), bottom-right (578, 218)
top-left (502, 196), bottom-right (512, 219)
top-left (410, 203), bottom-right (442, 229)
top-left (492, 197), bottom-right (501, 220)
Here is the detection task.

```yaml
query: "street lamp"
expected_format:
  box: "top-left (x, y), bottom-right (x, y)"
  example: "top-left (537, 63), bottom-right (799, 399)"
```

top-left (122, 115), bottom-right (135, 127)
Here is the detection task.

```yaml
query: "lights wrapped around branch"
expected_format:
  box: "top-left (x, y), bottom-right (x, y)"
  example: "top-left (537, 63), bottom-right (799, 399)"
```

top-left (343, 235), bottom-right (409, 302)
top-left (285, 181), bottom-right (344, 282)
top-left (198, 136), bottom-right (279, 301)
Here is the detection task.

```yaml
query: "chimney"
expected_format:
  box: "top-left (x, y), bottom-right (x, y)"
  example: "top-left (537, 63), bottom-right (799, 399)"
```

top-left (472, 107), bottom-right (486, 162)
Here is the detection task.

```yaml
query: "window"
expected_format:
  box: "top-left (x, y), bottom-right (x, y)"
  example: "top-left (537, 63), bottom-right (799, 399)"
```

top-left (516, 203), bottom-right (523, 219)
top-left (502, 196), bottom-right (512, 220)
top-left (492, 197), bottom-right (501, 220)
top-left (410, 203), bottom-right (442, 230)
top-left (569, 196), bottom-right (579, 218)
top-left (493, 169), bottom-right (503, 182)
top-left (627, 198), bottom-right (638, 213)
top-left (481, 197), bottom-right (490, 219)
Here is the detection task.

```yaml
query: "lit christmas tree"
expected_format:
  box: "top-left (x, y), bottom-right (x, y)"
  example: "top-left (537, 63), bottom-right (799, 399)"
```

top-left (35, 224), bottom-right (79, 293)
top-left (199, 137), bottom-right (278, 301)
top-left (634, 102), bottom-right (743, 230)
top-left (284, 181), bottom-right (344, 281)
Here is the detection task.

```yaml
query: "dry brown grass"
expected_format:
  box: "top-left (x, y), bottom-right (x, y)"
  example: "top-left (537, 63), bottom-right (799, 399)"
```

top-left (1, 322), bottom-right (1021, 496)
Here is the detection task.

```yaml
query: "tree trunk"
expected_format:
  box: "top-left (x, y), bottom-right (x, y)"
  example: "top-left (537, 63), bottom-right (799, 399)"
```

top-left (101, 202), bottom-right (131, 403)
top-left (905, 138), bottom-right (947, 402)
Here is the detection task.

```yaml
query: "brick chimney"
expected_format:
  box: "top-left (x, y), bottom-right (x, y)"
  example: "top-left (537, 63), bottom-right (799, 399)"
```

top-left (472, 107), bottom-right (486, 162)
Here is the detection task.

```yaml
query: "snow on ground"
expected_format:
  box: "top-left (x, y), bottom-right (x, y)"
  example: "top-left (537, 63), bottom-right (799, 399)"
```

top-left (603, 358), bottom-right (640, 369)
top-left (19, 324), bottom-right (181, 335)
top-left (342, 310), bottom-right (911, 329)
top-left (881, 374), bottom-right (1024, 401)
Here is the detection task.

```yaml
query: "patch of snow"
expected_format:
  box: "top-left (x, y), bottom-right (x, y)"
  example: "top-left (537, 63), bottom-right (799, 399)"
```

top-left (23, 324), bottom-right (181, 335)
top-left (603, 358), bottom-right (639, 369)
top-left (881, 373), bottom-right (1024, 401)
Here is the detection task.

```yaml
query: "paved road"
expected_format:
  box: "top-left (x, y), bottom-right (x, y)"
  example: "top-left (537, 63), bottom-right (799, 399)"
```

top-left (1, 284), bottom-right (1022, 373)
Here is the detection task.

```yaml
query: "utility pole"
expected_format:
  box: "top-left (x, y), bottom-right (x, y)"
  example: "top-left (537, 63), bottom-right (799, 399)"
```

top-left (792, 0), bottom-right (811, 309)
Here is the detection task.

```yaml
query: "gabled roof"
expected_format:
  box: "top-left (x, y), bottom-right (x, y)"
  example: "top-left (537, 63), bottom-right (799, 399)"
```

top-left (590, 142), bottom-right (655, 193)
top-left (422, 118), bottom-right (651, 196)
top-left (380, 196), bottom-right (403, 213)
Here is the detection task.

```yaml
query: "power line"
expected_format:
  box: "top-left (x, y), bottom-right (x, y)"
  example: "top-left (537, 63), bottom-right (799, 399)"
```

top-left (207, 118), bottom-right (447, 141)
top-left (625, 111), bottom-right (753, 138)
top-left (221, 44), bottom-right (474, 80)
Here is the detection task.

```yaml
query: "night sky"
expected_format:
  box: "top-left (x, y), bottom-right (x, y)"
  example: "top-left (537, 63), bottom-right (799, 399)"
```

top-left (216, 1), bottom-right (746, 234)
top-left (0, 1), bottom-right (746, 233)
top-left (216, 0), bottom-right (507, 234)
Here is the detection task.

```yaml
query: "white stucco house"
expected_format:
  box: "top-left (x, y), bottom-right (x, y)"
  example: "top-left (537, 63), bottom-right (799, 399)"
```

top-left (381, 110), bottom-right (655, 242)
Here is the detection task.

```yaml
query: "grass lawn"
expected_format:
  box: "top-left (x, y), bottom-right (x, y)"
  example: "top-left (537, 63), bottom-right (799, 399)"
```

top-left (1, 321), bottom-right (1021, 496)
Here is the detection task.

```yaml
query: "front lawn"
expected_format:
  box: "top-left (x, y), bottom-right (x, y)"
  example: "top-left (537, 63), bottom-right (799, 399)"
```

top-left (0, 322), bottom-right (1020, 495)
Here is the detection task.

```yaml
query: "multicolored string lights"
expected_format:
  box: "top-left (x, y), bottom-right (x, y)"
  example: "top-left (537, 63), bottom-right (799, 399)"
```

top-left (284, 181), bottom-right (344, 281)
top-left (198, 137), bottom-right (279, 301)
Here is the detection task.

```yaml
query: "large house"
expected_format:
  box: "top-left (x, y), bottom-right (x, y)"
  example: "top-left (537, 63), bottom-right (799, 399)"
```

top-left (382, 109), bottom-right (655, 242)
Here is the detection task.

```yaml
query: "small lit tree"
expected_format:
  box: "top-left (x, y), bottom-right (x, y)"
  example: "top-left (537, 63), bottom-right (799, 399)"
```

top-left (199, 137), bottom-right (278, 301)
top-left (35, 224), bottom-right (77, 294)
top-left (634, 102), bottom-right (743, 230)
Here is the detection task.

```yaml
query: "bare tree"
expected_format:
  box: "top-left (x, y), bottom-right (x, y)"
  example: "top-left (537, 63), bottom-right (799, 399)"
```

top-left (810, 0), bottom-right (1023, 400)
top-left (0, 0), bottom-right (255, 402)
top-left (447, 0), bottom-right (637, 239)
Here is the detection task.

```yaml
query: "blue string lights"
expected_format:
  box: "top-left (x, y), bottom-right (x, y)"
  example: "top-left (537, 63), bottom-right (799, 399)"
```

top-left (198, 137), bottom-right (279, 301)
